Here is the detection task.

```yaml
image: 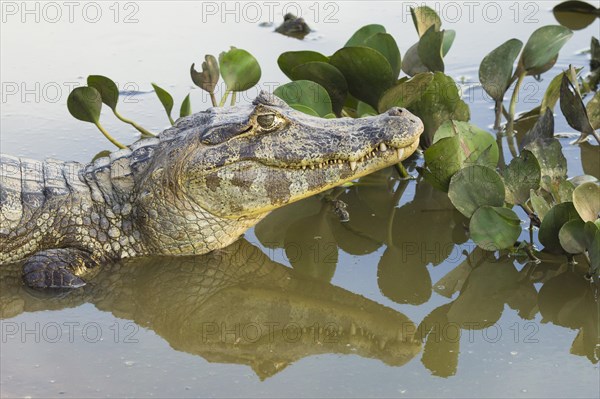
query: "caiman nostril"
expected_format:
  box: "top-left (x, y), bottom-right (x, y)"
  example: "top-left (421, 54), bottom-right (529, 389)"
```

top-left (387, 107), bottom-right (404, 116)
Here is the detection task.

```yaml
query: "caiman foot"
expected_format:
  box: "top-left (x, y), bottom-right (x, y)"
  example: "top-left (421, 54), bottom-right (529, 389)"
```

top-left (22, 249), bottom-right (99, 289)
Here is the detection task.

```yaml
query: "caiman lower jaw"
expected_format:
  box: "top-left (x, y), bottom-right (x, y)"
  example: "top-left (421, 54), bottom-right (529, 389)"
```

top-left (264, 139), bottom-right (419, 172)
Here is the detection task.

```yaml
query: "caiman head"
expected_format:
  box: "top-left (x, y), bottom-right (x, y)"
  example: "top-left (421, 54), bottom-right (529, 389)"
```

top-left (162, 91), bottom-right (423, 219)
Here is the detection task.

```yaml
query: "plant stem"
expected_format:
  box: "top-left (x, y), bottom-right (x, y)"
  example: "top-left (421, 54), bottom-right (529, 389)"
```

top-left (209, 92), bottom-right (217, 107)
top-left (114, 110), bottom-right (155, 137)
top-left (507, 70), bottom-right (526, 134)
top-left (168, 115), bottom-right (175, 126)
top-left (218, 89), bottom-right (231, 107)
top-left (493, 99), bottom-right (503, 130)
top-left (395, 162), bottom-right (413, 179)
top-left (94, 122), bottom-right (126, 149)
top-left (230, 92), bottom-right (237, 106)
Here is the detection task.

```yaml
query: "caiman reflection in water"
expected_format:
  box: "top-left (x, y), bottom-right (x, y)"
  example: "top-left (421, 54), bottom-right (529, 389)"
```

top-left (0, 238), bottom-right (421, 380)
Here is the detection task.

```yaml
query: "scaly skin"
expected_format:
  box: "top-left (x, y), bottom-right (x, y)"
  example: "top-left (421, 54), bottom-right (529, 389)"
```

top-left (0, 92), bottom-right (423, 288)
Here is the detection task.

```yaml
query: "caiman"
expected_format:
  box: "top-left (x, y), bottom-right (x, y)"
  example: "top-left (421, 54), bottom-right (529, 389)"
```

top-left (0, 92), bottom-right (423, 288)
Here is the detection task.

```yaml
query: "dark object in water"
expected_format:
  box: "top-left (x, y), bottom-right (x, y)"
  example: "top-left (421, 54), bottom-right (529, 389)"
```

top-left (275, 13), bottom-right (311, 40)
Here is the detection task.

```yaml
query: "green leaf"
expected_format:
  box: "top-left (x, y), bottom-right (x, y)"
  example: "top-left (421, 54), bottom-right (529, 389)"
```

top-left (329, 47), bottom-right (395, 110)
top-left (559, 219), bottom-right (588, 253)
top-left (586, 91), bottom-right (600, 130)
top-left (87, 75), bottom-right (119, 111)
top-left (274, 80), bottom-right (333, 117)
top-left (525, 137), bottom-right (568, 193)
top-left (520, 25), bottom-right (573, 73)
top-left (407, 72), bottom-right (470, 148)
top-left (288, 103), bottom-right (320, 117)
top-left (289, 61), bottom-right (347, 116)
top-left (470, 206), bottom-right (522, 251)
top-left (345, 24), bottom-right (386, 47)
top-left (411, 6), bottom-right (441, 37)
top-left (572, 182), bottom-right (600, 222)
top-left (530, 189), bottom-right (551, 221)
top-left (402, 42), bottom-right (430, 77)
top-left (378, 72), bottom-right (434, 112)
top-left (418, 26), bottom-right (445, 72)
top-left (190, 54), bottom-right (219, 93)
top-left (364, 32), bottom-right (402, 79)
top-left (356, 101), bottom-right (377, 117)
top-left (479, 39), bottom-right (523, 101)
top-left (553, 1), bottom-right (598, 30)
top-left (519, 108), bottom-right (554, 150)
top-left (589, 226), bottom-right (600, 272)
top-left (278, 51), bottom-right (329, 79)
top-left (433, 120), bottom-right (499, 169)
top-left (423, 136), bottom-right (463, 192)
top-left (180, 93), bottom-right (191, 118)
top-left (151, 83), bottom-right (174, 124)
top-left (539, 202), bottom-right (583, 253)
top-left (540, 68), bottom-right (582, 112)
top-left (448, 165), bottom-right (506, 218)
top-left (560, 74), bottom-right (598, 144)
top-left (442, 30), bottom-right (456, 56)
top-left (503, 150), bottom-right (541, 205)
top-left (219, 47), bottom-right (261, 92)
top-left (67, 86), bottom-right (102, 123)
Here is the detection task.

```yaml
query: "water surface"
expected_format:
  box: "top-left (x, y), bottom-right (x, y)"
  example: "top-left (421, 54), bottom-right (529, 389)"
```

top-left (1, 1), bottom-right (599, 398)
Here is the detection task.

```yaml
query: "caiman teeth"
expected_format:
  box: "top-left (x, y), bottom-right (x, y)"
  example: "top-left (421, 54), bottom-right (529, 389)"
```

top-left (379, 143), bottom-right (387, 152)
top-left (349, 161), bottom-right (357, 171)
top-left (397, 148), bottom-right (404, 161)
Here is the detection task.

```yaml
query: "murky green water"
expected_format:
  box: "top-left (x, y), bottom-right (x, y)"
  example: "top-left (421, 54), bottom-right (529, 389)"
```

top-left (1, 1), bottom-right (599, 398)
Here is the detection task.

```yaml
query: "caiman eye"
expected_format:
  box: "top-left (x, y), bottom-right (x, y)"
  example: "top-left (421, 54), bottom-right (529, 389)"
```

top-left (257, 114), bottom-right (276, 129)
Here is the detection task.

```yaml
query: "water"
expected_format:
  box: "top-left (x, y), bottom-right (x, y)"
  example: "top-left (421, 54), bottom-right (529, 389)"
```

top-left (1, 1), bottom-right (599, 398)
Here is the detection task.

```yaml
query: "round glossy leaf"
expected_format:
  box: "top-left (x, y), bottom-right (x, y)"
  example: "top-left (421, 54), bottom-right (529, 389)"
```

top-left (407, 73), bottom-right (470, 148)
top-left (448, 165), bottom-right (506, 218)
top-left (402, 42), bottom-right (430, 77)
top-left (470, 206), bottom-right (522, 251)
top-left (411, 6), bottom-right (441, 37)
top-left (87, 75), bottom-right (119, 110)
top-left (378, 72), bottom-right (433, 112)
top-left (190, 54), bottom-right (219, 93)
top-left (329, 47), bottom-right (395, 110)
top-left (521, 25), bottom-right (573, 73)
top-left (539, 202), bottom-right (582, 253)
top-left (67, 86), bottom-right (102, 124)
top-left (344, 24), bottom-right (386, 47)
top-left (418, 26), bottom-right (445, 72)
top-left (479, 39), bottom-right (523, 101)
top-left (423, 136), bottom-right (463, 192)
top-left (573, 182), bottom-right (600, 222)
top-left (364, 32), bottom-right (402, 78)
top-left (524, 137), bottom-right (568, 193)
top-left (433, 120), bottom-right (499, 169)
top-left (219, 47), bottom-right (261, 92)
top-left (289, 61), bottom-right (347, 116)
top-left (503, 150), bottom-right (541, 205)
top-left (278, 51), bottom-right (329, 79)
top-left (274, 80), bottom-right (332, 117)
top-left (558, 219), bottom-right (587, 254)
top-left (553, 1), bottom-right (598, 30)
